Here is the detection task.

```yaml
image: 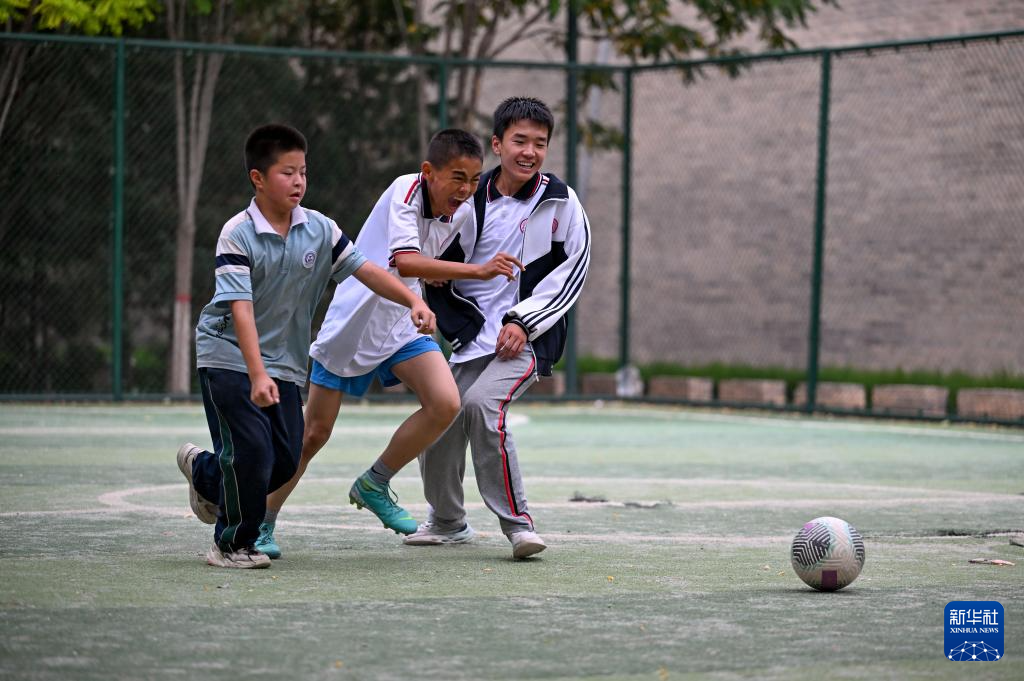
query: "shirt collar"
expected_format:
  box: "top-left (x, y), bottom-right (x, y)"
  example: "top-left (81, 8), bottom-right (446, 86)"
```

top-left (419, 176), bottom-right (453, 223)
top-left (486, 168), bottom-right (543, 202)
top-left (247, 198), bottom-right (306, 235)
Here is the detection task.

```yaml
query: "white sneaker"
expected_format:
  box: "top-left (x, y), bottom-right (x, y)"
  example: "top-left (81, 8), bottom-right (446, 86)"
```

top-left (510, 530), bottom-right (547, 559)
top-left (206, 544), bottom-right (271, 569)
top-left (176, 443), bottom-right (217, 524)
top-left (403, 522), bottom-right (476, 545)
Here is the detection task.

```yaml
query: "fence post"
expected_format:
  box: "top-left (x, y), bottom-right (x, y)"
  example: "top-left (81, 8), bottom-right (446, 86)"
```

top-left (618, 68), bottom-right (633, 372)
top-left (564, 0), bottom-right (580, 394)
top-left (806, 49), bottom-right (832, 412)
top-left (111, 39), bottom-right (126, 401)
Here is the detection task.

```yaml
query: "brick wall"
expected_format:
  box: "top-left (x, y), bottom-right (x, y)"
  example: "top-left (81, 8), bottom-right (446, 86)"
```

top-left (465, 2), bottom-right (1024, 376)
top-left (570, 0), bottom-right (1024, 374)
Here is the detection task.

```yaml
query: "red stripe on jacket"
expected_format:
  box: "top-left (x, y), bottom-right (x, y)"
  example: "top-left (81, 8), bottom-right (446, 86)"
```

top-left (496, 356), bottom-right (536, 524)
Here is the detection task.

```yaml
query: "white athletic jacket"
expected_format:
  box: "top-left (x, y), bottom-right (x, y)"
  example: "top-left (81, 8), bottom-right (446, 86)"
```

top-left (427, 169), bottom-right (591, 376)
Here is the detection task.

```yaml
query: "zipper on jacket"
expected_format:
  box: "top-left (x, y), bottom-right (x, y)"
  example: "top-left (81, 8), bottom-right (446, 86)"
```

top-left (450, 286), bottom-right (485, 316)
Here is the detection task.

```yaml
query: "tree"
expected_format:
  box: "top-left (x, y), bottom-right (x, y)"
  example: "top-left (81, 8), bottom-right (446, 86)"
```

top-left (163, 0), bottom-right (423, 394)
top-left (164, 0), bottom-right (231, 394)
top-left (0, 32), bottom-right (143, 393)
top-left (0, 0), bottom-right (157, 145)
top-left (0, 1), bottom-right (159, 396)
top-left (421, 0), bottom-right (836, 127)
top-left (2, 0), bottom-right (837, 395)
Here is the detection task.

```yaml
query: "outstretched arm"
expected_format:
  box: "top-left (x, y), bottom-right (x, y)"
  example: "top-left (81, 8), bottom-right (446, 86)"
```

top-left (394, 251), bottom-right (523, 283)
top-left (352, 261), bottom-right (436, 335)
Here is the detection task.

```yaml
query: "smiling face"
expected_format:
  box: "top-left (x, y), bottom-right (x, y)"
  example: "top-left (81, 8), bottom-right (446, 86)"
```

top-left (250, 149), bottom-right (307, 217)
top-left (422, 155), bottom-right (483, 217)
top-left (491, 119), bottom-right (549, 193)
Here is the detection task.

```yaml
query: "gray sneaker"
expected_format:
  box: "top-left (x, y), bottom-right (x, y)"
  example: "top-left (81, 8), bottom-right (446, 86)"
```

top-left (403, 521), bottom-right (475, 545)
top-left (206, 544), bottom-right (271, 569)
top-left (176, 443), bottom-right (217, 524)
top-left (509, 530), bottom-right (547, 559)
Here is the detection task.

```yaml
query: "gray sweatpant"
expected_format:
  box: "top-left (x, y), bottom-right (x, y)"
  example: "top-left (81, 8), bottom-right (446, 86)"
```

top-left (418, 348), bottom-right (538, 536)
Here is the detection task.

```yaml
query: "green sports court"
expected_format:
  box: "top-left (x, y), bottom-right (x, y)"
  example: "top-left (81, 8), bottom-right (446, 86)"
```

top-left (2, 402), bottom-right (1020, 680)
top-left (3, 4), bottom-right (1024, 680)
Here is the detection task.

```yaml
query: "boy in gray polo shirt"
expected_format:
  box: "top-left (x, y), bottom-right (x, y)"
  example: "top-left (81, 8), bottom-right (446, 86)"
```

top-left (175, 123), bottom-right (435, 569)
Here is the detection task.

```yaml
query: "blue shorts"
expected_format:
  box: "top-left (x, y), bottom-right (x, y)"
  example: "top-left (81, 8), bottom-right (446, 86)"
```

top-left (310, 335), bottom-right (441, 397)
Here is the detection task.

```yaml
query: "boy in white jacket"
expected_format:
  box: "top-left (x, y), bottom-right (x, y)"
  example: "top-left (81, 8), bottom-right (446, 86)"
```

top-left (408, 97), bottom-right (592, 559)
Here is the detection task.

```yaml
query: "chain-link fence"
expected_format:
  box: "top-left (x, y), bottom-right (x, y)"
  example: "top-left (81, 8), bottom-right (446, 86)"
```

top-left (822, 40), bottom-right (1024, 376)
top-left (2, 31), bottom-right (1022, 422)
top-left (627, 55), bottom-right (822, 371)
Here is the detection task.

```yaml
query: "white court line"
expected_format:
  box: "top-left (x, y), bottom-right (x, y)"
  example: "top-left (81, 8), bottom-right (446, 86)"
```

top-left (552, 404), bottom-right (1024, 443)
top-left (0, 502), bottom-right (1008, 548)
top-left (0, 425), bottom-right (399, 437)
top-left (170, 475), bottom-right (1018, 501)
top-left (280, 519), bottom-right (796, 546)
top-left (0, 414), bottom-right (529, 437)
top-left (1, 475), bottom-right (1019, 519)
top-left (3, 401), bottom-right (1018, 441)
top-left (10, 402), bottom-right (1022, 444)
top-left (4, 494), bottom-right (1015, 519)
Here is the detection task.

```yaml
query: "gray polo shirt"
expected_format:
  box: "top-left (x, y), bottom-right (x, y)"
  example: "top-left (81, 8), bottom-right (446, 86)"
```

top-left (195, 199), bottom-right (367, 385)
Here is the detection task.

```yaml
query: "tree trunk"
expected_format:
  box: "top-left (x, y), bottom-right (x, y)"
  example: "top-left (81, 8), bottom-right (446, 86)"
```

top-left (413, 1), bottom-right (428, 152)
top-left (393, 0), bottom-right (429, 153)
top-left (0, 8), bottom-right (35, 152)
top-left (576, 40), bottom-right (612, 205)
top-left (453, 0), bottom-right (479, 128)
top-left (0, 42), bottom-right (29, 250)
top-left (170, 206), bottom-right (197, 396)
top-left (0, 43), bottom-right (28, 151)
top-left (166, 0), bottom-right (228, 395)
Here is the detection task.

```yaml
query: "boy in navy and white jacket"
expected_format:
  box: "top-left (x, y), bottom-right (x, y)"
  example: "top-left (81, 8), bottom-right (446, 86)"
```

top-left (407, 97), bottom-right (592, 559)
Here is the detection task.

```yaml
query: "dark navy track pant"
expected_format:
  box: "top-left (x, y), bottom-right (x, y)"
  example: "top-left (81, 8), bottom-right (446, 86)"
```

top-left (192, 367), bottom-right (303, 552)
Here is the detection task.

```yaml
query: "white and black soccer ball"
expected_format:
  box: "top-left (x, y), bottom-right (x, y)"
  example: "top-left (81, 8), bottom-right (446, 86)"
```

top-left (790, 516), bottom-right (865, 591)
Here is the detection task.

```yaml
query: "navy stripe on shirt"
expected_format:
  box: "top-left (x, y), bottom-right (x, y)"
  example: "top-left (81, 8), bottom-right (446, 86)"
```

top-left (331, 234), bottom-right (352, 263)
top-left (216, 253), bottom-right (251, 268)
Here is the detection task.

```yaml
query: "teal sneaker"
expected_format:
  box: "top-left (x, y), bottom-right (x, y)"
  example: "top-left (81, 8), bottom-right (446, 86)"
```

top-left (255, 521), bottom-right (281, 559)
top-left (348, 474), bottom-right (418, 535)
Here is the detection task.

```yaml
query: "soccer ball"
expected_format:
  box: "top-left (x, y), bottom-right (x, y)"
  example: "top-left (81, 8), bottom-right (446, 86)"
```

top-left (790, 516), bottom-right (865, 591)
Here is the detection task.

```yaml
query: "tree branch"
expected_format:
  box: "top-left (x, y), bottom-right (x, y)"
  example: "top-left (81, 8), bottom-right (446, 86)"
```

top-left (0, 44), bottom-right (27, 148)
top-left (485, 5), bottom-right (548, 59)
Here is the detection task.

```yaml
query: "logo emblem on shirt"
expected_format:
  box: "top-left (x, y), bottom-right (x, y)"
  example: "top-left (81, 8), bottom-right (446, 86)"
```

top-left (552, 218), bottom-right (559, 233)
top-left (302, 249), bottom-right (317, 268)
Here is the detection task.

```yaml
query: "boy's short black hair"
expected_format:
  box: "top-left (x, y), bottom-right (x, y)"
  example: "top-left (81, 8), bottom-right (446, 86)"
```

top-left (425, 129), bottom-right (484, 169)
top-left (244, 124), bottom-right (307, 176)
top-left (492, 96), bottom-right (554, 141)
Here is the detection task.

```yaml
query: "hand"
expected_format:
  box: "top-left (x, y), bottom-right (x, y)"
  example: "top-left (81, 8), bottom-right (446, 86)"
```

top-left (410, 300), bottom-right (436, 335)
top-left (495, 322), bottom-right (527, 360)
top-left (477, 252), bottom-right (525, 281)
top-left (250, 373), bottom-right (280, 408)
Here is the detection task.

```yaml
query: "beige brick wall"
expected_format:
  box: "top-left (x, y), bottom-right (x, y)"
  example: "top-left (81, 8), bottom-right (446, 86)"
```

top-left (485, 1), bottom-right (1024, 376)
